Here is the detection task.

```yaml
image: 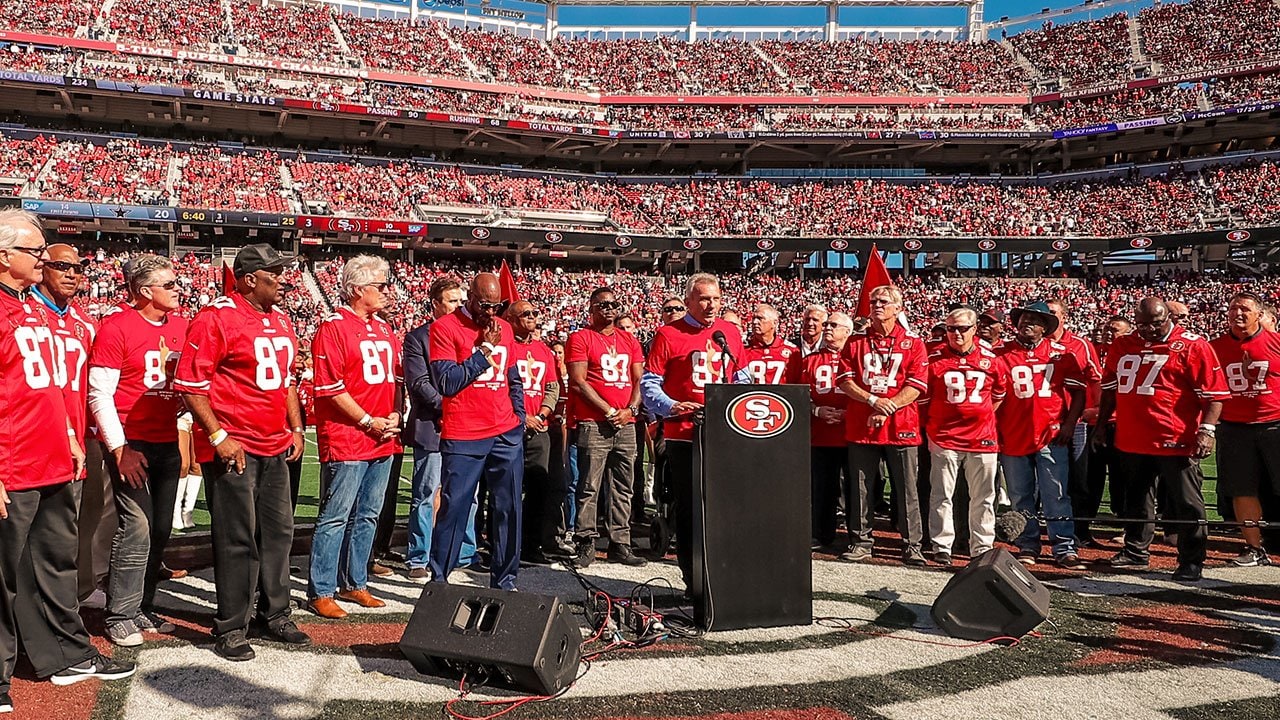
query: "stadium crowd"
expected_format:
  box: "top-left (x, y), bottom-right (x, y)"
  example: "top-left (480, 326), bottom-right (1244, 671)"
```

top-left (4, 204), bottom-right (1280, 715)
top-left (1138, 0), bottom-right (1280, 75)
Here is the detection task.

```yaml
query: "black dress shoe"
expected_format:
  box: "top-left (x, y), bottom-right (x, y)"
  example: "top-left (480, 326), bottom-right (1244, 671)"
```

top-left (260, 620), bottom-right (312, 646)
top-left (573, 539), bottom-right (596, 568)
top-left (607, 544), bottom-right (647, 567)
top-left (1172, 563), bottom-right (1203, 582)
top-left (214, 630), bottom-right (256, 662)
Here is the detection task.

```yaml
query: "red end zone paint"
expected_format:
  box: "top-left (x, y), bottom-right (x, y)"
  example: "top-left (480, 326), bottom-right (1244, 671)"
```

top-left (1074, 605), bottom-right (1267, 668)
top-left (592, 709), bottom-right (856, 720)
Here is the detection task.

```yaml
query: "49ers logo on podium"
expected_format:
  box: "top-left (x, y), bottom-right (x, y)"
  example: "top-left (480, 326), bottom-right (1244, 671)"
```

top-left (725, 391), bottom-right (794, 439)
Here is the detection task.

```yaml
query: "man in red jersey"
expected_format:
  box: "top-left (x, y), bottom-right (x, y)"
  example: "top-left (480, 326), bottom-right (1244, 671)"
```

top-left (744, 303), bottom-right (798, 384)
top-left (978, 307), bottom-right (1006, 351)
top-left (175, 244), bottom-right (308, 661)
top-left (306, 256), bottom-right (402, 620)
top-left (1097, 297), bottom-right (1228, 582)
top-left (569, 287), bottom-right (646, 567)
top-left (836, 284), bottom-right (929, 565)
top-left (921, 308), bottom-right (1006, 566)
top-left (506, 299), bottom-right (564, 565)
top-left (88, 254), bottom-right (187, 647)
top-left (1210, 292), bottom-right (1280, 567)
top-left (427, 273), bottom-right (526, 591)
top-left (793, 304), bottom-right (828, 358)
top-left (995, 301), bottom-right (1087, 569)
top-left (0, 210), bottom-right (132, 714)
top-left (33, 244), bottom-right (96, 452)
top-left (787, 311), bottom-right (852, 553)
top-left (642, 273), bottom-right (748, 589)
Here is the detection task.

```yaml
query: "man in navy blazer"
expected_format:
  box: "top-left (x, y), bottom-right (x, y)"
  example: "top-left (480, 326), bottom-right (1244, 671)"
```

top-left (402, 277), bottom-right (466, 581)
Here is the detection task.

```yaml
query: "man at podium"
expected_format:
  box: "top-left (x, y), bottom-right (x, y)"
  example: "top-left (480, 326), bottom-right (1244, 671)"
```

top-left (641, 273), bottom-right (750, 590)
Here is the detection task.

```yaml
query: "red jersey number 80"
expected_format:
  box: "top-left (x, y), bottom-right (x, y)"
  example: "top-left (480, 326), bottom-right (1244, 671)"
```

top-left (253, 336), bottom-right (296, 391)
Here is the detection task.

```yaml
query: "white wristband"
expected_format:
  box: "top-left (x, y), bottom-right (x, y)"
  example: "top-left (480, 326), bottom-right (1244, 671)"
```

top-left (210, 429), bottom-right (228, 446)
top-left (67, 427), bottom-right (77, 437)
top-left (359, 413), bottom-right (373, 428)
top-left (1198, 423), bottom-right (1216, 434)
top-left (866, 394), bottom-right (880, 407)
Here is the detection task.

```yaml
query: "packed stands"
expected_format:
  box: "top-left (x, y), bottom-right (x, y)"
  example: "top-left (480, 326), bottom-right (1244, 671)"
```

top-left (1139, 0), bottom-right (1280, 75)
top-left (334, 15), bottom-right (471, 79)
top-left (549, 37), bottom-right (682, 94)
top-left (762, 38), bottom-right (1028, 94)
top-left (107, 0), bottom-right (234, 49)
top-left (230, 0), bottom-right (346, 65)
top-left (451, 27), bottom-right (562, 88)
top-left (37, 138), bottom-right (174, 206)
top-left (1009, 13), bottom-right (1134, 86)
top-left (0, 0), bottom-right (96, 37)
top-left (172, 146), bottom-right (292, 213)
top-left (665, 38), bottom-right (789, 95)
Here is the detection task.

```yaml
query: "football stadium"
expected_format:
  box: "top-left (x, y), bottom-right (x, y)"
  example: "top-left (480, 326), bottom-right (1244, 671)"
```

top-left (2, 0), bottom-right (1280, 718)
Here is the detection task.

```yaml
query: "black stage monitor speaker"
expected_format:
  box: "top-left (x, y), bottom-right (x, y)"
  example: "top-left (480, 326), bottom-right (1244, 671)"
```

top-left (399, 584), bottom-right (582, 695)
top-left (931, 547), bottom-right (1050, 641)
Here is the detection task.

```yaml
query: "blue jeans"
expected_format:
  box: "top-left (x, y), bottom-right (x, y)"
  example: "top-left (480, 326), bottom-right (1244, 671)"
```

top-left (999, 446), bottom-right (1077, 558)
top-left (407, 451), bottom-right (441, 570)
top-left (563, 442), bottom-right (580, 533)
top-left (308, 457), bottom-right (393, 599)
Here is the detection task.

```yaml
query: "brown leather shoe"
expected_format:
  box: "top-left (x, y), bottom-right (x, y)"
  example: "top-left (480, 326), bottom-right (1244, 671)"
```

top-left (160, 564), bottom-right (188, 580)
top-left (309, 597), bottom-right (348, 619)
top-left (369, 562), bottom-right (393, 577)
top-left (336, 588), bottom-right (386, 608)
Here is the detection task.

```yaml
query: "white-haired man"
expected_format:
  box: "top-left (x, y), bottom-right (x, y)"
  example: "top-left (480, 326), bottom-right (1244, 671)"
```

top-left (307, 256), bottom-right (402, 619)
top-left (744, 303), bottom-right (798, 385)
top-left (0, 210), bottom-right (132, 713)
top-left (794, 304), bottom-right (828, 358)
top-left (642, 273), bottom-right (749, 589)
top-left (88, 254), bottom-right (188, 646)
top-left (921, 307), bottom-right (1006, 565)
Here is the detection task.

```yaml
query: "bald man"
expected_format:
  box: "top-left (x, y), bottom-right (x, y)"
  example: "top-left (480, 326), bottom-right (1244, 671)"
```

top-left (1097, 297), bottom-right (1228, 581)
top-left (427, 274), bottom-right (526, 590)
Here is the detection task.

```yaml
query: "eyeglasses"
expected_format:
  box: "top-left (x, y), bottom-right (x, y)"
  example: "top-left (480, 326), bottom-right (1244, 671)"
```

top-left (945, 325), bottom-right (974, 333)
top-left (821, 321), bottom-right (848, 329)
top-left (662, 305), bottom-right (685, 313)
top-left (43, 260), bottom-right (85, 275)
top-left (365, 282), bottom-right (391, 292)
top-left (870, 299), bottom-right (896, 307)
top-left (477, 301), bottom-right (508, 313)
top-left (148, 280), bottom-right (179, 291)
top-left (9, 245), bottom-right (47, 258)
top-left (517, 310), bottom-right (539, 319)
top-left (594, 301), bottom-right (621, 310)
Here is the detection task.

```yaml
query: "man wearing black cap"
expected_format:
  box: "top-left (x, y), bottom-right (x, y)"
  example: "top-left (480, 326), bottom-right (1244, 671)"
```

top-left (175, 244), bottom-right (309, 661)
top-left (978, 308), bottom-right (1006, 351)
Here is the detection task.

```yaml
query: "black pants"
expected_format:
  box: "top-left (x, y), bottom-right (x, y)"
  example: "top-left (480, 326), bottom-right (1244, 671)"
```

top-left (847, 444), bottom-right (922, 550)
top-left (1080, 423), bottom-right (1115, 540)
top-left (102, 439), bottom-right (181, 625)
top-left (521, 430), bottom-right (562, 554)
top-left (666, 439), bottom-right (695, 587)
top-left (77, 438), bottom-right (111, 600)
top-left (1113, 451), bottom-right (1208, 565)
top-left (631, 421), bottom-right (648, 525)
top-left (371, 452), bottom-right (404, 559)
top-left (548, 420), bottom-right (570, 541)
top-left (1, 482), bottom-right (98, 692)
top-left (811, 446), bottom-right (847, 546)
top-left (202, 451), bottom-right (294, 637)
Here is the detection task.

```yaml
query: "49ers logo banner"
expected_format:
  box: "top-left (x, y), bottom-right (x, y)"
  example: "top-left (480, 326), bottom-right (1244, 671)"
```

top-left (725, 391), bottom-right (794, 439)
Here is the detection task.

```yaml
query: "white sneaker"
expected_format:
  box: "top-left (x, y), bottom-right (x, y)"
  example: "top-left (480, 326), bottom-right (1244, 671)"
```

top-left (106, 619), bottom-right (143, 647)
top-left (82, 588), bottom-right (107, 610)
top-left (181, 510), bottom-right (195, 529)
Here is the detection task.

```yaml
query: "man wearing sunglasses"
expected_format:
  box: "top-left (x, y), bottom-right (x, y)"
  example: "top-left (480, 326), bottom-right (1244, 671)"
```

top-left (505, 300), bottom-right (564, 565)
top-left (87, 254), bottom-right (189, 647)
top-left (569, 288), bottom-right (646, 567)
top-left (32, 244), bottom-right (96, 474)
top-left (1, 210), bottom-right (132, 713)
top-left (920, 308), bottom-right (1006, 567)
top-left (175, 244), bottom-right (309, 661)
top-left (659, 297), bottom-right (686, 326)
top-left (427, 273), bottom-right (526, 591)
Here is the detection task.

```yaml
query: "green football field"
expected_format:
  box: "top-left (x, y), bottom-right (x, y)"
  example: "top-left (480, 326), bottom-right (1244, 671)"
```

top-left (177, 432), bottom-right (1224, 534)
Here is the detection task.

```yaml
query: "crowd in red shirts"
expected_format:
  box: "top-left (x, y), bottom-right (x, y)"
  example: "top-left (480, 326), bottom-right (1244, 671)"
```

top-left (1139, 0), bottom-right (1280, 75)
top-left (1008, 13), bottom-right (1134, 87)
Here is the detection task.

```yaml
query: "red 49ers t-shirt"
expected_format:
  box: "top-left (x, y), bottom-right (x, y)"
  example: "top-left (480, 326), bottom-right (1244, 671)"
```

top-left (1, 290), bottom-right (76, 490)
top-left (837, 323), bottom-right (929, 446)
top-left (1103, 326), bottom-right (1229, 456)
top-left (995, 338), bottom-right (1086, 456)
top-left (743, 336), bottom-right (799, 384)
top-left (1210, 328), bottom-right (1280, 424)
top-left (41, 303), bottom-right (96, 445)
top-left (513, 337), bottom-right (559, 419)
top-left (174, 293), bottom-right (298, 463)
top-left (568, 327), bottom-right (644, 423)
top-left (785, 346), bottom-right (848, 447)
top-left (645, 317), bottom-right (746, 442)
top-left (429, 309), bottom-right (520, 441)
top-left (311, 306), bottom-right (402, 462)
top-left (91, 307), bottom-right (188, 444)
top-left (921, 344), bottom-right (1006, 453)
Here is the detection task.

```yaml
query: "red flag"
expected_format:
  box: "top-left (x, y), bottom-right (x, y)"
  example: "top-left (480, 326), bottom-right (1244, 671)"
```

top-left (498, 259), bottom-right (521, 304)
top-left (222, 262), bottom-right (236, 296)
top-left (855, 243), bottom-right (894, 318)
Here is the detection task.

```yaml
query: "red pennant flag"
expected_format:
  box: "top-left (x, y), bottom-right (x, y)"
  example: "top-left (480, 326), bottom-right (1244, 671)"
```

top-left (498, 259), bottom-right (521, 304)
top-left (222, 262), bottom-right (236, 296)
top-left (855, 243), bottom-right (894, 318)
